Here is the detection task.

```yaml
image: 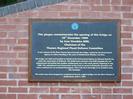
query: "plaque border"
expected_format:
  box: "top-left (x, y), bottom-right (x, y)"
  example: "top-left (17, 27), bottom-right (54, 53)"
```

top-left (28, 19), bottom-right (121, 82)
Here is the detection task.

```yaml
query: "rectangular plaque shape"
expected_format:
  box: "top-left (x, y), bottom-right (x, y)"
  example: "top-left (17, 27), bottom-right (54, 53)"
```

top-left (29, 19), bottom-right (121, 82)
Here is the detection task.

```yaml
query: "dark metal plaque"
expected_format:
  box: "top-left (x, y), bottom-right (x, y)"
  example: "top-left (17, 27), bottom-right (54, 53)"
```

top-left (29, 19), bottom-right (121, 82)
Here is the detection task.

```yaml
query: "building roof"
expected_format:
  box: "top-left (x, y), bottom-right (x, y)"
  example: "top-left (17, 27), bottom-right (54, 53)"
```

top-left (0, 0), bottom-right (67, 17)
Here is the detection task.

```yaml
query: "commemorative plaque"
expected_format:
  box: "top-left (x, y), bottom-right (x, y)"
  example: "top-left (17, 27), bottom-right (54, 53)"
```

top-left (29, 19), bottom-right (121, 82)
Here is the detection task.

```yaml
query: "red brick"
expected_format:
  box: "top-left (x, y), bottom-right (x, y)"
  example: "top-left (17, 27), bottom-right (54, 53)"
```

top-left (121, 20), bottom-right (132, 25)
top-left (123, 40), bottom-right (133, 45)
top-left (60, 82), bottom-right (79, 86)
top-left (111, 0), bottom-right (121, 5)
top-left (40, 95), bottom-right (59, 99)
top-left (70, 5), bottom-right (82, 11)
top-left (123, 68), bottom-right (133, 73)
top-left (19, 67), bottom-right (28, 72)
top-left (0, 32), bottom-right (7, 37)
top-left (17, 10), bottom-right (38, 17)
top-left (8, 87), bottom-right (27, 93)
top-left (122, 74), bottom-right (132, 80)
top-left (121, 60), bottom-right (132, 66)
top-left (122, 81), bottom-right (133, 86)
top-left (0, 59), bottom-right (8, 65)
top-left (8, 32), bottom-right (28, 38)
top-left (121, 46), bottom-right (132, 52)
top-left (113, 88), bottom-right (132, 93)
top-left (18, 94), bottom-right (37, 99)
top-left (0, 18), bottom-right (8, 24)
top-left (38, 11), bottom-right (58, 18)
top-left (102, 0), bottom-right (110, 4)
top-left (101, 13), bottom-right (121, 19)
top-left (62, 95), bottom-right (80, 99)
top-left (50, 87), bottom-right (70, 93)
top-left (9, 73), bottom-right (27, 79)
top-left (93, 88), bottom-right (112, 93)
top-left (81, 11), bottom-right (101, 18)
top-left (18, 80), bottom-right (38, 86)
top-left (102, 95), bottom-right (121, 99)
top-left (122, 53), bottom-right (133, 58)
top-left (0, 94), bottom-right (16, 99)
top-left (0, 39), bottom-right (16, 44)
top-left (29, 88), bottom-right (49, 93)
top-left (0, 46), bottom-right (8, 51)
top-left (0, 25), bottom-right (16, 31)
top-left (16, 25), bottom-right (28, 31)
top-left (9, 59), bottom-right (28, 65)
top-left (11, 46), bottom-right (28, 51)
top-left (0, 73), bottom-right (7, 78)
top-left (81, 5), bottom-right (90, 11)
top-left (44, 5), bottom-right (69, 11)
top-left (10, 59), bottom-right (22, 65)
top-left (18, 39), bottom-right (28, 44)
top-left (125, 53), bottom-right (133, 58)
top-left (121, 33), bottom-right (131, 38)
top-left (30, 11), bottom-right (40, 18)
top-left (0, 67), bottom-right (17, 72)
top-left (0, 80), bottom-right (17, 86)
top-left (123, 13), bottom-right (133, 18)
top-left (18, 52), bottom-right (28, 58)
top-left (91, 6), bottom-right (111, 11)
top-left (7, 18), bottom-right (28, 24)
top-left (0, 87), bottom-right (7, 92)
top-left (60, 12), bottom-right (79, 17)
top-left (101, 82), bottom-right (121, 86)
top-left (39, 82), bottom-right (59, 86)
top-left (112, 6), bottom-right (131, 11)
top-left (123, 0), bottom-right (133, 5)
top-left (82, 95), bottom-right (101, 99)
top-left (10, 46), bottom-right (28, 51)
top-left (123, 95), bottom-right (133, 99)
top-left (81, 0), bottom-right (100, 4)
top-left (123, 26), bottom-right (133, 31)
top-left (71, 88), bottom-right (91, 93)
top-left (81, 82), bottom-right (100, 86)
top-left (122, 54), bottom-right (131, 59)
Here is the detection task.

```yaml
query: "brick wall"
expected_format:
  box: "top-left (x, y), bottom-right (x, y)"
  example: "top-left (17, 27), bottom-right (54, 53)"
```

top-left (0, 0), bottom-right (133, 99)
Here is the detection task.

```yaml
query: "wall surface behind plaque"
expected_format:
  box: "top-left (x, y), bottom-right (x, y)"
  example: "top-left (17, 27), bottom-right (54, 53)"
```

top-left (0, 0), bottom-right (133, 99)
